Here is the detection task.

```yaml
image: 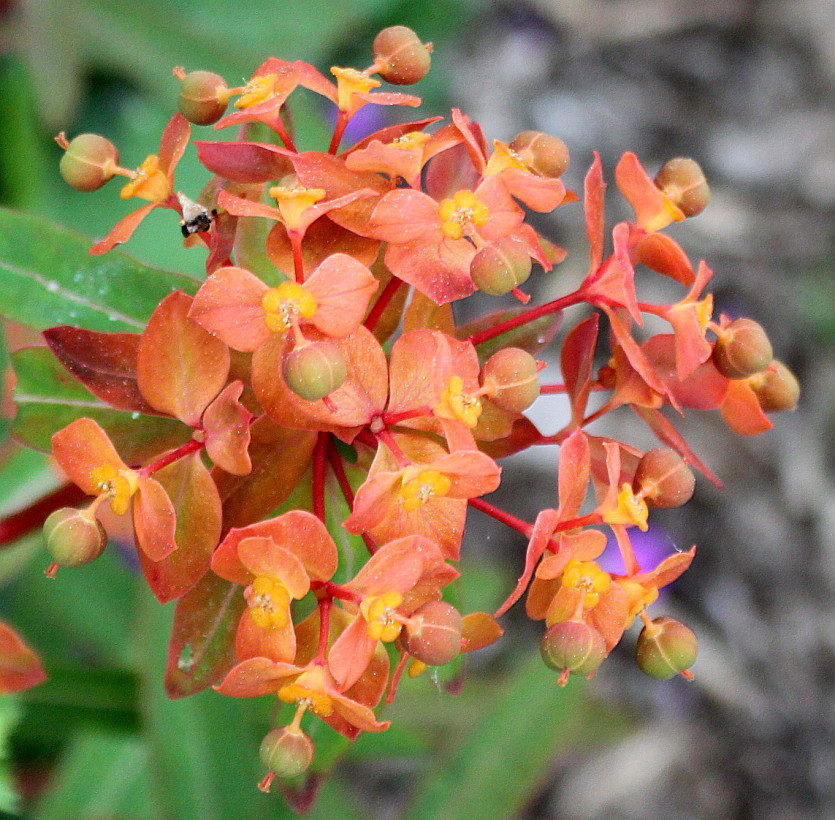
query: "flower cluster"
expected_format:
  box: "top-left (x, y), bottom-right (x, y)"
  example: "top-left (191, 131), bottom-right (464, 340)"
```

top-left (41, 25), bottom-right (799, 796)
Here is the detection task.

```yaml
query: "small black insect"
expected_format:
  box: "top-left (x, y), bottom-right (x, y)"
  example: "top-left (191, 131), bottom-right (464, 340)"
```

top-left (177, 192), bottom-right (217, 237)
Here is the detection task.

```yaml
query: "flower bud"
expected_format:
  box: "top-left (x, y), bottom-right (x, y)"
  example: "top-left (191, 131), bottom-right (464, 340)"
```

top-left (481, 348), bottom-right (540, 413)
top-left (540, 621), bottom-right (606, 681)
top-left (177, 70), bottom-right (229, 125)
top-left (470, 238), bottom-right (532, 296)
top-left (654, 157), bottom-right (710, 217)
top-left (372, 26), bottom-right (431, 85)
top-left (59, 134), bottom-right (119, 192)
top-left (633, 448), bottom-right (695, 509)
top-left (636, 616), bottom-right (697, 680)
top-left (749, 359), bottom-right (800, 412)
top-left (43, 507), bottom-right (107, 568)
top-left (282, 341), bottom-right (347, 401)
top-left (259, 726), bottom-right (314, 779)
top-left (401, 600), bottom-right (463, 666)
top-left (712, 318), bottom-right (773, 380)
top-left (509, 131), bottom-right (570, 178)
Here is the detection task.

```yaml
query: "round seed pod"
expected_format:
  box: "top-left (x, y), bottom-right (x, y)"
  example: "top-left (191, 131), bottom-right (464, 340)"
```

top-left (59, 134), bottom-right (119, 192)
top-left (481, 348), bottom-right (540, 413)
top-left (470, 238), bottom-right (532, 296)
top-left (540, 621), bottom-right (606, 677)
top-left (401, 600), bottom-right (463, 666)
top-left (654, 157), bottom-right (710, 217)
top-left (43, 507), bottom-right (107, 568)
top-left (750, 359), bottom-right (800, 412)
top-left (282, 341), bottom-right (347, 402)
top-left (713, 318), bottom-right (773, 380)
top-left (509, 131), bottom-right (570, 178)
top-left (177, 70), bottom-right (229, 125)
top-left (636, 616), bottom-right (697, 680)
top-left (259, 726), bottom-right (314, 779)
top-left (633, 448), bottom-right (695, 509)
top-left (372, 26), bottom-right (431, 85)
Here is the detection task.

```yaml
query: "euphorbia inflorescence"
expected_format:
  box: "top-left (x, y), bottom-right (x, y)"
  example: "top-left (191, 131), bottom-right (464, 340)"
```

top-left (39, 25), bottom-right (800, 799)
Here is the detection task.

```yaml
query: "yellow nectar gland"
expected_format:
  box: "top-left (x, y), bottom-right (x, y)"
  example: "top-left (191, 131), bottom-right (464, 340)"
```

top-left (435, 375), bottom-right (483, 428)
top-left (399, 469), bottom-right (452, 512)
top-left (603, 483), bottom-right (650, 532)
top-left (360, 591), bottom-right (405, 642)
top-left (389, 131), bottom-right (431, 151)
top-left (261, 281), bottom-right (317, 333)
top-left (278, 668), bottom-right (334, 717)
top-left (245, 576), bottom-right (291, 629)
top-left (330, 66), bottom-right (381, 112)
top-left (119, 155), bottom-right (169, 202)
top-left (268, 185), bottom-right (327, 232)
top-left (485, 140), bottom-right (528, 176)
top-left (232, 73), bottom-right (277, 109)
top-left (617, 578), bottom-right (660, 624)
top-left (561, 559), bottom-right (612, 610)
top-left (438, 190), bottom-right (490, 241)
top-left (90, 463), bottom-right (138, 516)
top-left (669, 292), bottom-right (713, 333)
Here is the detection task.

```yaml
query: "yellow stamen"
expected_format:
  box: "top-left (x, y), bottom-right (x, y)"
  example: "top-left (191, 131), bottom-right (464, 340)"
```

top-left (438, 190), bottom-right (490, 240)
top-left (603, 483), bottom-right (649, 531)
top-left (643, 195), bottom-right (685, 233)
top-left (261, 281), bottom-right (317, 333)
top-left (408, 658), bottom-right (428, 678)
top-left (399, 469), bottom-right (452, 512)
top-left (268, 185), bottom-right (327, 232)
top-left (234, 74), bottom-right (278, 108)
top-left (561, 559), bottom-right (611, 610)
top-left (435, 375), bottom-right (483, 428)
top-left (119, 155), bottom-right (169, 203)
top-left (361, 591), bottom-right (404, 642)
top-left (244, 576), bottom-right (291, 629)
top-left (278, 667), bottom-right (333, 716)
top-left (90, 463), bottom-right (138, 516)
top-left (331, 66), bottom-right (380, 112)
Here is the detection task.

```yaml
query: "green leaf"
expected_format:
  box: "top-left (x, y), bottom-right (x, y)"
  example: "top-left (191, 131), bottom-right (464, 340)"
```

top-left (164, 571), bottom-right (245, 698)
top-left (0, 696), bottom-right (22, 815)
top-left (11, 346), bottom-right (191, 463)
top-left (30, 731), bottom-right (152, 820)
top-left (403, 655), bottom-right (621, 820)
top-left (0, 208), bottom-right (199, 332)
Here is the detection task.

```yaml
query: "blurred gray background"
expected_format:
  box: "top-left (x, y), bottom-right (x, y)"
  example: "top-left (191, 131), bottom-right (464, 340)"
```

top-left (455, 2), bottom-right (833, 819)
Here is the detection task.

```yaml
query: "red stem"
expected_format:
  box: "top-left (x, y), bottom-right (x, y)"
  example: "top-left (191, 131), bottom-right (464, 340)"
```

top-left (0, 483), bottom-right (88, 548)
top-left (328, 111), bottom-right (349, 154)
top-left (290, 231), bottom-right (305, 283)
top-left (272, 116), bottom-right (297, 153)
top-left (139, 439), bottom-right (204, 477)
top-left (467, 497), bottom-right (533, 538)
top-left (364, 276), bottom-right (403, 332)
top-left (316, 598), bottom-right (332, 661)
top-left (467, 290), bottom-right (585, 347)
top-left (326, 441), bottom-right (377, 554)
top-left (312, 433), bottom-right (328, 524)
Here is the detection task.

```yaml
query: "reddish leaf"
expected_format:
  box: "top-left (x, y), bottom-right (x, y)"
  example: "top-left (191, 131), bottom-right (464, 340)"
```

top-left (138, 452), bottom-right (222, 603)
top-left (0, 621), bottom-right (47, 694)
top-left (460, 612), bottom-right (503, 653)
top-left (133, 474), bottom-right (177, 561)
top-left (202, 381), bottom-right (254, 475)
top-left (721, 379), bottom-right (773, 436)
top-left (212, 417), bottom-right (316, 531)
top-left (557, 429), bottom-right (590, 521)
top-left (44, 326), bottom-right (158, 414)
top-left (195, 140), bottom-right (294, 184)
top-left (635, 232), bottom-right (695, 287)
top-left (584, 152), bottom-right (606, 273)
top-left (137, 291), bottom-right (230, 426)
top-left (561, 314), bottom-right (599, 423)
top-left (165, 571), bottom-right (247, 697)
